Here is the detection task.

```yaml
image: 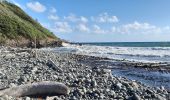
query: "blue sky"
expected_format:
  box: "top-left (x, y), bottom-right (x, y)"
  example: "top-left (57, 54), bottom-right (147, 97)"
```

top-left (9, 0), bottom-right (170, 42)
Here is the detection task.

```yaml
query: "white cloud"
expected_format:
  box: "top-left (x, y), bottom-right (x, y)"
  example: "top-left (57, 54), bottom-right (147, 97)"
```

top-left (80, 16), bottom-right (88, 23)
top-left (123, 21), bottom-right (156, 30)
top-left (52, 22), bottom-right (72, 33)
top-left (90, 21), bottom-right (168, 35)
top-left (41, 23), bottom-right (51, 29)
top-left (15, 3), bottom-right (22, 8)
top-left (92, 12), bottom-right (119, 23)
top-left (10, 0), bottom-right (26, 9)
top-left (161, 26), bottom-right (170, 34)
top-left (64, 14), bottom-right (77, 22)
top-left (163, 26), bottom-right (170, 31)
top-left (48, 14), bottom-right (59, 21)
top-left (120, 21), bottom-right (161, 34)
top-left (111, 26), bottom-right (116, 33)
top-left (50, 7), bottom-right (57, 13)
top-left (76, 24), bottom-right (90, 32)
top-left (11, 0), bottom-right (21, 7)
top-left (27, 1), bottom-right (46, 13)
top-left (42, 9), bottom-right (170, 36)
top-left (64, 13), bottom-right (88, 23)
top-left (92, 25), bottom-right (108, 34)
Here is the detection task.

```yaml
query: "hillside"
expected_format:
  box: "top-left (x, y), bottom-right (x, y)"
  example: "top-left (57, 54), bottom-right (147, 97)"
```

top-left (0, 1), bottom-right (62, 47)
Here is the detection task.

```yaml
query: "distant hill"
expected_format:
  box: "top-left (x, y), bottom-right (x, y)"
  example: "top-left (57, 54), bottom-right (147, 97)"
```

top-left (0, 1), bottom-right (62, 47)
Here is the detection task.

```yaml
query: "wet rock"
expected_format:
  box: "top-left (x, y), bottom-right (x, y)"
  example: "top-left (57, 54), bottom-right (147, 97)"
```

top-left (146, 89), bottom-right (153, 94)
top-left (9, 83), bottom-right (17, 87)
top-left (47, 60), bottom-right (62, 72)
top-left (160, 86), bottom-right (165, 90)
top-left (132, 93), bottom-right (141, 100)
top-left (5, 54), bottom-right (15, 59)
top-left (156, 95), bottom-right (167, 100)
top-left (116, 83), bottom-right (122, 90)
top-left (94, 89), bottom-right (100, 94)
top-left (18, 76), bottom-right (27, 83)
top-left (128, 93), bottom-right (141, 100)
top-left (82, 87), bottom-right (87, 94)
top-left (70, 96), bottom-right (77, 100)
top-left (91, 79), bottom-right (97, 88)
top-left (130, 81), bottom-right (139, 89)
top-left (0, 97), bottom-right (4, 100)
top-left (46, 96), bottom-right (59, 100)
top-left (86, 89), bottom-right (93, 95)
top-left (115, 96), bottom-right (124, 99)
top-left (31, 67), bottom-right (38, 73)
top-left (92, 92), bottom-right (99, 98)
top-left (25, 97), bottom-right (31, 100)
top-left (109, 90), bottom-right (115, 98)
top-left (99, 93), bottom-right (105, 99)
top-left (72, 89), bottom-right (82, 97)
top-left (101, 69), bottom-right (111, 74)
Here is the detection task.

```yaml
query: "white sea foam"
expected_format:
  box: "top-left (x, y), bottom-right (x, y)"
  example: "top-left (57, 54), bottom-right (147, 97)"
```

top-left (54, 44), bottom-right (170, 63)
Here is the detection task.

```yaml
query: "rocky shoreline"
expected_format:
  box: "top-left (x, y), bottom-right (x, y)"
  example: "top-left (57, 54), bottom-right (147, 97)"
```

top-left (0, 39), bottom-right (63, 48)
top-left (0, 47), bottom-right (169, 100)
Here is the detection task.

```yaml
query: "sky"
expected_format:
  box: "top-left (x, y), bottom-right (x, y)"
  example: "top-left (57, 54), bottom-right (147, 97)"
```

top-left (8, 0), bottom-right (170, 42)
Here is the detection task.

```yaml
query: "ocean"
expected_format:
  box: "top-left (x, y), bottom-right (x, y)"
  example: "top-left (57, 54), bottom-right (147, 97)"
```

top-left (57, 42), bottom-right (170, 63)
top-left (78, 42), bottom-right (170, 47)
top-left (52, 42), bottom-right (170, 91)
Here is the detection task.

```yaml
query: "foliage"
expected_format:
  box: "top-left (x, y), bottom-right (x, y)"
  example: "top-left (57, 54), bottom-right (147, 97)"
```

top-left (0, 1), bottom-right (58, 42)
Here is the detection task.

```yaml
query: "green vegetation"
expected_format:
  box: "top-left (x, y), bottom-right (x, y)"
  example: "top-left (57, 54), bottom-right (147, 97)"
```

top-left (0, 1), bottom-right (58, 44)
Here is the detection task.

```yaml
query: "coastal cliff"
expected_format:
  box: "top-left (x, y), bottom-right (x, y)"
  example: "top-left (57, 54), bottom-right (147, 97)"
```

top-left (0, 1), bottom-right (62, 48)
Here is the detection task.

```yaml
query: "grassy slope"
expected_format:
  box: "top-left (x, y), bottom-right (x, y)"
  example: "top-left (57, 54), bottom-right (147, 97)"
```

top-left (0, 1), bottom-right (59, 44)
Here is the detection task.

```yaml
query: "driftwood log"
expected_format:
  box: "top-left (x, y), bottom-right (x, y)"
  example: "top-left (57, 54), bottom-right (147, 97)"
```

top-left (0, 81), bottom-right (69, 97)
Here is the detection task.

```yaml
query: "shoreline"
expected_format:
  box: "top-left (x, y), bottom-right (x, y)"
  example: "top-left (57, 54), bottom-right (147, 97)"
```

top-left (0, 47), bottom-right (169, 99)
top-left (68, 53), bottom-right (170, 72)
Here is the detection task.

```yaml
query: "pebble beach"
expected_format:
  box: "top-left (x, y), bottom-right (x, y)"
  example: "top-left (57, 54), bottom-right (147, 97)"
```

top-left (0, 47), bottom-right (169, 100)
